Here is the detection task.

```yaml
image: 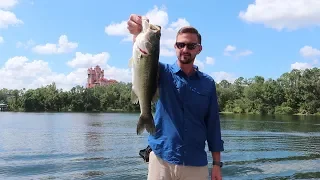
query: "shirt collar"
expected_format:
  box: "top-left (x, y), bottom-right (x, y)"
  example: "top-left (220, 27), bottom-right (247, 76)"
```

top-left (171, 61), bottom-right (200, 78)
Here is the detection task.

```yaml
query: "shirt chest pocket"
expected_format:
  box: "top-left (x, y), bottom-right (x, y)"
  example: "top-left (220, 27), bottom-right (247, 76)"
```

top-left (187, 87), bottom-right (211, 115)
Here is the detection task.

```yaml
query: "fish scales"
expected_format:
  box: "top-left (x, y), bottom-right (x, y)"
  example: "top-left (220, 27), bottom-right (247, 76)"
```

top-left (129, 17), bottom-right (162, 135)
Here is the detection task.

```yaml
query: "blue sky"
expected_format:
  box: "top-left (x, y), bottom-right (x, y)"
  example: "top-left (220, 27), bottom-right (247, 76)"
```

top-left (0, 0), bottom-right (319, 90)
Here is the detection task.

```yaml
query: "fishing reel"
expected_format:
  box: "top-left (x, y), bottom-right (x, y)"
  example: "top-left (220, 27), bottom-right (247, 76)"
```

top-left (139, 145), bottom-right (152, 163)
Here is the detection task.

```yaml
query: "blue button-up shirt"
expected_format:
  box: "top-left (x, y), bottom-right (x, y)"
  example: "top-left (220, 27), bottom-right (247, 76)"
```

top-left (148, 61), bottom-right (224, 167)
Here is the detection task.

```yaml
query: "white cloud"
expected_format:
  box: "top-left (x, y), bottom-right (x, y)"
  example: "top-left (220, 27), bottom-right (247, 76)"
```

top-left (291, 62), bottom-right (313, 70)
top-left (0, 53), bottom-right (132, 91)
top-left (225, 45), bottom-right (236, 52)
top-left (0, 36), bottom-right (3, 43)
top-left (2, 56), bottom-right (52, 75)
top-left (101, 65), bottom-right (131, 83)
top-left (300, 46), bottom-right (320, 58)
top-left (160, 48), bottom-right (175, 57)
top-left (0, 0), bottom-right (18, 9)
top-left (313, 59), bottom-right (319, 64)
top-left (291, 46), bottom-right (320, 70)
top-left (64, 53), bottom-right (132, 89)
top-left (32, 35), bottom-right (78, 54)
top-left (0, 0), bottom-right (22, 29)
top-left (105, 5), bottom-right (191, 57)
top-left (237, 50), bottom-right (253, 57)
top-left (67, 52), bottom-right (110, 68)
top-left (30, 68), bottom-right (89, 91)
top-left (223, 45), bottom-right (236, 56)
top-left (145, 5), bottom-right (169, 28)
top-left (0, 56), bottom-right (53, 90)
top-left (239, 0), bottom-right (320, 31)
top-left (105, 21), bottom-right (128, 36)
top-left (211, 71), bottom-right (237, 83)
top-left (205, 56), bottom-right (215, 65)
top-left (194, 58), bottom-right (205, 71)
top-left (16, 39), bottom-right (35, 49)
top-left (223, 45), bottom-right (252, 57)
top-left (0, 9), bottom-right (23, 29)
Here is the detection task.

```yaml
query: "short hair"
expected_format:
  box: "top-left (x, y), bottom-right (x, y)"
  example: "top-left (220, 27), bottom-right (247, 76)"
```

top-left (176, 26), bottom-right (202, 44)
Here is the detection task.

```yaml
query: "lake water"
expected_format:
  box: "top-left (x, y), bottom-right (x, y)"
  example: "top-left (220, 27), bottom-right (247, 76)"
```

top-left (0, 112), bottom-right (320, 180)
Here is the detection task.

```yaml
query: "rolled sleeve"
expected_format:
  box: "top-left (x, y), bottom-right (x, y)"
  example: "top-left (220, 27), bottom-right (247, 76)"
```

top-left (205, 81), bottom-right (224, 152)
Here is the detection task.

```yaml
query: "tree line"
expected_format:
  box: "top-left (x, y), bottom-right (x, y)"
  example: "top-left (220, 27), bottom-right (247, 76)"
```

top-left (1, 68), bottom-right (319, 115)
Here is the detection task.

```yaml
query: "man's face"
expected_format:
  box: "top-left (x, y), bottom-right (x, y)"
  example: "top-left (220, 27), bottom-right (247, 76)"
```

top-left (175, 33), bottom-right (202, 64)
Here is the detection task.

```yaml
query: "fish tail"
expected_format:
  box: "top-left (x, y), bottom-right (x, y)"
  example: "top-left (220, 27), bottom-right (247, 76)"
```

top-left (136, 113), bottom-right (156, 135)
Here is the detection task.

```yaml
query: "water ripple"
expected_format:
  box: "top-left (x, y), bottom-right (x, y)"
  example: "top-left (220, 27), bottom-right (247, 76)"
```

top-left (1, 112), bottom-right (320, 180)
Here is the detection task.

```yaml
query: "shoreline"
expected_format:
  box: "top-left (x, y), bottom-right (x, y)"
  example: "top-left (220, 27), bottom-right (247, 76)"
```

top-left (3, 110), bottom-right (320, 116)
top-left (219, 111), bottom-right (320, 116)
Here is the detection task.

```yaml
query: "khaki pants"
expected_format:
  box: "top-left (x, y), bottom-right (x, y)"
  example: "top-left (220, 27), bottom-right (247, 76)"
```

top-left (147, 151), bottom-right (209, 180)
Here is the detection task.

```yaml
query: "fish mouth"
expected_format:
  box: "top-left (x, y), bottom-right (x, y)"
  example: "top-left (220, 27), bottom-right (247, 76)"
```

top-left (149, 24), bottom-right (161, 32)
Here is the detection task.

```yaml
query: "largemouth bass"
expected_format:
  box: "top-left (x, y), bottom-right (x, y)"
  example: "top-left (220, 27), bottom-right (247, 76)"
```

top-left (129, 17), bottom-right (161, 135)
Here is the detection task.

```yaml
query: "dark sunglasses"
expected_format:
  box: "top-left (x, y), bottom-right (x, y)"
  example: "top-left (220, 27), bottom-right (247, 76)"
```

top-left (175, 42), bottom-right (200, 50)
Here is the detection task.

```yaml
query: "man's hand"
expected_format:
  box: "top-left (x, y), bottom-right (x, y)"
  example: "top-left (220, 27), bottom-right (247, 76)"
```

top-left (127, 14), bottom-right (149, 42)
top-left (211, 165), bottom-right (222, 180)
top-left (211, 152), bottom-right (222, 180)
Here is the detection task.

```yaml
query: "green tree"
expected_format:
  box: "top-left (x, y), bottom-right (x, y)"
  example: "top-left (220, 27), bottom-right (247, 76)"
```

top-left (1, 68), bottom-right (319, 115)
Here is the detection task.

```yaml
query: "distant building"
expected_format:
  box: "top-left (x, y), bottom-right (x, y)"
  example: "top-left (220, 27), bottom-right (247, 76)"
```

top-left (86, 65), bottom-right (118, 88)
top-left (0, 103), bottom-right (8, 111)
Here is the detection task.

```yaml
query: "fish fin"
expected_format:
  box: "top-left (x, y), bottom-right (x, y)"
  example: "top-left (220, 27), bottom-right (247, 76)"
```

top-left (136, 113), bottom-right (156, 135)
top-left (131, 90), bottom-right (139, 104)
top-left (151, 88), bottom-right (159, 104)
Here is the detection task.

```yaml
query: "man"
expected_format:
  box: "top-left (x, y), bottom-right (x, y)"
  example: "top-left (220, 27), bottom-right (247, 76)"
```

top-left (127, 14), bottom-right (224, 180)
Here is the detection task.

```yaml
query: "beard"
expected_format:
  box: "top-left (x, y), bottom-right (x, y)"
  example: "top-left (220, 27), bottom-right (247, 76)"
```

top-left (178, 53), bottom-right (195, 64)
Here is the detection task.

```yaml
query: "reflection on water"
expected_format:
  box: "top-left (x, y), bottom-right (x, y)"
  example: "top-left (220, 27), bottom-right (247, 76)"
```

top-left (0, 112), bottom-right (319, 180)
